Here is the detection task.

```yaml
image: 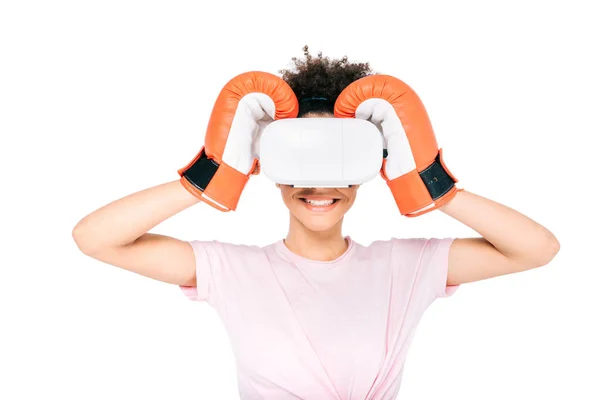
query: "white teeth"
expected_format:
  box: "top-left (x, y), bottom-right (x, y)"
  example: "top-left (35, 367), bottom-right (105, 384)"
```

top-left (305, 199), bottom-right (334, 206)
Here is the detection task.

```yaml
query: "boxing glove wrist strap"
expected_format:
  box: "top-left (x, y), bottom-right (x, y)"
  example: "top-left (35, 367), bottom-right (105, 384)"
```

top-left (181, 149), bottom-right (218, 192)
top-left (179, 147), bottom-right (250, 212)
top-left (418, 151), bottom-right (456, 200)
top-left (388, 149), bottom-right (458, 216)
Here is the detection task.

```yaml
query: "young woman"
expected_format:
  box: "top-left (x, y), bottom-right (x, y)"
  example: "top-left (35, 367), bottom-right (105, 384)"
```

top-left (73, 47), bottom-right (560, 399)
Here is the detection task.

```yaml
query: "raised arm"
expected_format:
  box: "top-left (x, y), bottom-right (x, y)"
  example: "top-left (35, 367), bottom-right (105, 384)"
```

top-left (441, 190), bottom-right (560, 286)
top-left (72, 72), bottom-right (299, 287)
top-left (72, 180), bottom-right (201, 286)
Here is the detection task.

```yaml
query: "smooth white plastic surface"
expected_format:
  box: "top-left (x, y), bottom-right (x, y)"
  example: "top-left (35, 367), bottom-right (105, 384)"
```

top-left (259, 118), bottom-right (383, 187)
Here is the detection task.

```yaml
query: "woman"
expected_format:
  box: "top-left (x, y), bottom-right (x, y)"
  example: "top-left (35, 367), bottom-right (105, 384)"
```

top-left (72, 47), bottom-right (560, 399)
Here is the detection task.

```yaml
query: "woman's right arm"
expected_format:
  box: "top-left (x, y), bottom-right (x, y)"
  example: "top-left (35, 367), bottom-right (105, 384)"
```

top-left (72, 180), bottom-right (201, 287)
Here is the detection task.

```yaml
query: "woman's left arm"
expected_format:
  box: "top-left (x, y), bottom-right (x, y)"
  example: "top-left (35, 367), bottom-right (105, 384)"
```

top-left (439, 190), bottom-right (560, 286)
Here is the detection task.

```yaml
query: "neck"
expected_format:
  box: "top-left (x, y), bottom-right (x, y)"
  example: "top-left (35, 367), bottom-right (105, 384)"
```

top-left (284, 214), bottom-right (348, 262)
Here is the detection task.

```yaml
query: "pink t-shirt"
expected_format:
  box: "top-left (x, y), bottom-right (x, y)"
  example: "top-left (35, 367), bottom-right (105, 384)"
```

top-left (180, 236), bottom-right (458, 399)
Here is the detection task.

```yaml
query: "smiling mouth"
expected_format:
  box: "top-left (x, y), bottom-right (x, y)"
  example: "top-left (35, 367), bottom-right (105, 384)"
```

top-left (297, 196), bottom-right (341, 212)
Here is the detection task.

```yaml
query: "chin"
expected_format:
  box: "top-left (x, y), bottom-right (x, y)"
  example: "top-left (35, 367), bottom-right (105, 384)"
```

top-left (291, 201), bottom-right (346, 233)
top-left (298, 216), bottom-right (341, 233)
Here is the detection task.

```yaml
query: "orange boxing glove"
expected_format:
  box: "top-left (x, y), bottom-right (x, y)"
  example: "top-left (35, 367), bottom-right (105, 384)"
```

top-left (179, 71), bottom-right (298, 211)
top-left (335, 75), bottom-right (461, 217)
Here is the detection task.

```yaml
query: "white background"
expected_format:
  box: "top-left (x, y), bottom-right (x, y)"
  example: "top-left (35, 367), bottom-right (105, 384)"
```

top-left (1, 0), bottom-right (599, 399)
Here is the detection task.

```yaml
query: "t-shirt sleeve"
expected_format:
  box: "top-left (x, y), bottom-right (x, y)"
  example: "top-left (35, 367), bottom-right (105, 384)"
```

top-left (389, 237), bottom-right (459, 307)
top-left (179, 240), bottom-right (217, 303)
top-left (419, 237), bottom-right (459, 300)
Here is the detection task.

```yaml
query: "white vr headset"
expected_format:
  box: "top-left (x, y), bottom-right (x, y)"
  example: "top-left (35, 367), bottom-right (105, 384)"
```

top-left (259, 118), bottom-right (383, 188)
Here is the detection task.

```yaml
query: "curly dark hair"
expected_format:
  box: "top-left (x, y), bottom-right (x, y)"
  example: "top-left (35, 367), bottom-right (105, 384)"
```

top-left (279, 46), bottom-right (374, 117)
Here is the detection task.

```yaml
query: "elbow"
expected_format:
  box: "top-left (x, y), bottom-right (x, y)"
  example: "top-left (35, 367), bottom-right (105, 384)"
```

top-left (72, 220), bottom-right (95, 256)
top-left (533, 232), bottom-right (561, 268)
top-left (72, 222), bottom-right (86, 253)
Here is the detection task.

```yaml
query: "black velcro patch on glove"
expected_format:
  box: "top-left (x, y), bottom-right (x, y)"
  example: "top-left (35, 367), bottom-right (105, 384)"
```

top-left (182, 150), bottom-right (219, 192)
top-left (419, 153), bottom-right (455, 200)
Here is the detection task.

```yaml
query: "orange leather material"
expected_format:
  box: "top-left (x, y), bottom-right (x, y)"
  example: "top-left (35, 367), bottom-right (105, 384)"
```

top-left (204, 71), bottom-right (299, 164)
top-left (335, 75), bottom-right (463, 217)
top-left (179, 72), bottom-right (298, 211)
top-left (384, 150), bottom-right (463, 217)
top-left (203, 161), bottom-right (251, 211)
top-left (335, 75), bottom-right (439, 171)
top-left (248, 157), bottom-right (260, 179)
top-left (387, 170), bottom-right (433, 215)
top-left (177, 146), bottom-right (205, 177)
top-left (379, 158), bottom-right (390, 180)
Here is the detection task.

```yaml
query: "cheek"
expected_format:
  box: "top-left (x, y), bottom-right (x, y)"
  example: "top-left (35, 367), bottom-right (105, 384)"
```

top-left (281, 190), bottom-right (300, 210)
top-left (340, 189), bottom-right (358, 201)
top-left (337, 198), bottom-right (355, 215)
